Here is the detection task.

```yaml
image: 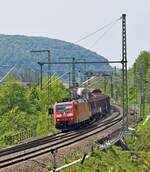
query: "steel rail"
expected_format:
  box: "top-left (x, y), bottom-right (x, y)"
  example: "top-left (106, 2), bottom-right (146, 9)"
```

top-left (0, 118), bottom-right (122, 169)
top-left (0, 106), bottom-right (119, 157)
top-left (0, 114), bottom-right (122, 169)
top-left (0, 113), bottom-right (120, 159)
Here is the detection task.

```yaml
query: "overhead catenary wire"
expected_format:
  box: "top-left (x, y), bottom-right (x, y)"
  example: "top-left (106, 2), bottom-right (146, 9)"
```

top-left (87, 77), bottom-right (103, 88)
top-left (43, 71), bottom-right (69, 89)
top-left (42, 72), bottom-right (57, 88)
top-left (42, 71), bottom-right (70, 103)
top-left (31, 16), bottom-right (122, 92)
top-left (74, 17), bottom-right (122, 45)
top-left (79, 76), bottom-right (97, 87)
top-left (0, 65), bottom-right (16, 83)
top-left (89, 22), bottom-right (118, 49)
top-left (58, 16), bottom-right (122, 52)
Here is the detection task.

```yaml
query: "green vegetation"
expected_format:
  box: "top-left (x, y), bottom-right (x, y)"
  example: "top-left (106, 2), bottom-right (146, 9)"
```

top-left (0, 34), bottom-right (111, 81)
top-left (97, 51), bottom-right (150, 113)
top-left (63, 115), bottom-right (150, 172)
top-left (62, 51), bottom-right (150, 172)
top-left (0, 46), bottom-right (150, 171)
top-left (128, 51), bottom-right (150, 117)
top-left (0, 75), bottom-right (69, 147)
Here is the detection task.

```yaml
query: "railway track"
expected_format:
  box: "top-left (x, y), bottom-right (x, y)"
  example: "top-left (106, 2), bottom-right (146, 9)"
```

top-left (0, 105), bottom-right (119, 157)
top-left (0, 105), bottom-right (122, 169)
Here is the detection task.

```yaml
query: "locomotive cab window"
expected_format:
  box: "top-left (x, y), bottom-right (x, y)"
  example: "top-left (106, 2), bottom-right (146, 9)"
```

top-left (64, 105), bottom-right (72, 110)
top-left (56, 104), bottom-right (72, 112)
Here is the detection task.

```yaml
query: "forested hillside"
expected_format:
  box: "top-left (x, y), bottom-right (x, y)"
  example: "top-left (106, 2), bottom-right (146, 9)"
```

top-left (0, 34), bottom-right (111, 79)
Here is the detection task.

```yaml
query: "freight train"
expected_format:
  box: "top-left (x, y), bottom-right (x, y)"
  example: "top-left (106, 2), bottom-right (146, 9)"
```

top-left (53, 88), bottom-right (111, 130)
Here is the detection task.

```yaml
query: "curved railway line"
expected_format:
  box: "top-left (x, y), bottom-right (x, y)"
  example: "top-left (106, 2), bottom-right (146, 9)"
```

top-left (0, 104), bottom-right (122, 170)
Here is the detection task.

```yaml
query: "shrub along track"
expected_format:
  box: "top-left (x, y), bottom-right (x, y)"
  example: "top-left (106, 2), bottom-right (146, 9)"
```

top-left (0, 104), bottom-right (122, 169)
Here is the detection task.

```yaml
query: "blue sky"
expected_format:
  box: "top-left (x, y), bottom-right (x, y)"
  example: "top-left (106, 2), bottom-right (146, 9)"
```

top-left (0, 0), bottom-right (149, 67)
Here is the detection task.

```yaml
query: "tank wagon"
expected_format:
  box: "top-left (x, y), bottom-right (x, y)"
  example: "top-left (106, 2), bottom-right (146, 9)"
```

top-left (53, 88), bottom-right (111, 130)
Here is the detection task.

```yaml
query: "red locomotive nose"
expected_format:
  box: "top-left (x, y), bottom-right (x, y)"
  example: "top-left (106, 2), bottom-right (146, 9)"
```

top-left (54, 102), bottom-right (76, 122)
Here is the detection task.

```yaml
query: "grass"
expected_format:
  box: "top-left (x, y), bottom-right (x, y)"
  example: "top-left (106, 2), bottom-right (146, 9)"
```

top-left (62, 117), bottom-right (150, 172)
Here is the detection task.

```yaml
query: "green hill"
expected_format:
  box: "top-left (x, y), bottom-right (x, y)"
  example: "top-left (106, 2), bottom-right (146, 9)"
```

top-left (0, 34), bottom-right (112, 79)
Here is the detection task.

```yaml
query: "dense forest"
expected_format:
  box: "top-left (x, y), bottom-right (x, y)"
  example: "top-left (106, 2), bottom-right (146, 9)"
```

top-left (0, 34), bottom-right (112, 82)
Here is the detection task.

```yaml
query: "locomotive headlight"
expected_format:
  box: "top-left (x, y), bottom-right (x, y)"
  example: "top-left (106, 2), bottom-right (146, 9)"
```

top-left (56, 114), bottom-right (62, 117)
top-left (67, 113), bottom-right (73, 117)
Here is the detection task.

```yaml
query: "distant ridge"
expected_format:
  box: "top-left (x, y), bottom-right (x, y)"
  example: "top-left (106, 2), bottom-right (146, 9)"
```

top-left (0, 34), bottom-right (112, 78)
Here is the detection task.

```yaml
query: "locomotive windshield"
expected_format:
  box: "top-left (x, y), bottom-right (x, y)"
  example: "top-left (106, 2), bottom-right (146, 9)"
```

top-left (56, 104), bottom-right (72, 112)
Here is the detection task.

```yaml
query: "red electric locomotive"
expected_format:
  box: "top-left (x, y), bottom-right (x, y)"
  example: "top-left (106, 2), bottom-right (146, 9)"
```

top-left (54, 100), bottom-right (91, 129)
top-left (53, 89), bottom-right (111, 130)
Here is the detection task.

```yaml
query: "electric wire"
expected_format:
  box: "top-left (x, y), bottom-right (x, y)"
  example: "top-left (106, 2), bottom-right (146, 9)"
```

top-left (74, 17), bottom-right (122, 45)
top-left (89, 22), bottom-right (117, 49)
top-left (46, 71), bottom-right (69, 88)
top-left (42, 72), bottom-right (57, 88)
top-left (0, 65), bottom-right (16, 82)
